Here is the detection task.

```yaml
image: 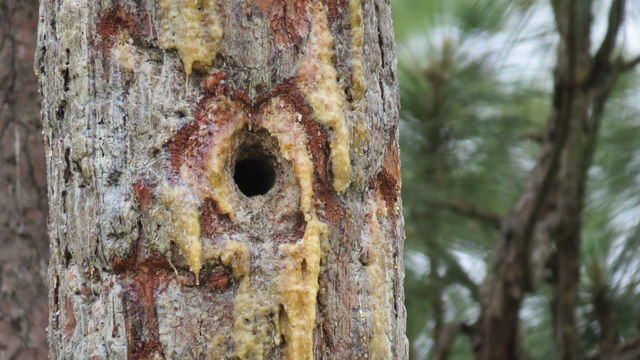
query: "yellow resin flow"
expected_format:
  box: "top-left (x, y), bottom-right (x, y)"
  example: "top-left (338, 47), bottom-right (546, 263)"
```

top-left (157, 183), bottom-right (203, 276)
top-left (366, 192), bottom-right (392, 359)
top-left (261, 98), bottom-right (328, 360)
top-left (205, 241), bottom-right (269, 358)
top-left (152, 1), bottom-right (367, 358)
top-left (158, 98), bottom-right (329, 359)
top-left (201, 100), bottom-right (248, 221)
top-left (298, 2), bottom-right (352, 193)
top-left (157, 0), bottom-right (223, 75)
top-left (349, 0), bottom-right (366, 101)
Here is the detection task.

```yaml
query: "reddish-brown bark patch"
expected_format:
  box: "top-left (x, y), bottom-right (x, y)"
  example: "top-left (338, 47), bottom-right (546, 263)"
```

top-left (263, 78), bottom-right (331, 180)
top-left (255, 0), bottom-right (309, 48)
top-left (95, 6), bottom-right (137, 52)
top-left (260, 78), bottom-right (346, 224)
top-left (166, 120), bottom-right (203, 174)
top-left (200, 197), bottom-right (235, 239)
top-left (203, 71), bottom-right (251, 104)
top-left (322, 0), bottom-right (347, 20)
top-left (122, 265), bottom-right (171, 360)
top-left (167, 74), bottom-right (250, 177)
top-left (117, 238), bottom-right (225, 357)
top-left (206, 271), bottom-right (231, 292)
top-left (112, 237), bottom-right (172, 275)
top-left (374, 128), bottom-right (401, 219)
top-left (313, 179), bottom-right (344, 224)
top-left (274, 210), bottom-right (307, 242)
top-left (80, 286), bottom-right (92, 297)
top-left (133, 181), bottom-right (153, 210)
top-left (112, 253), bottom-right (137, 274)
top-left (203, 71), bottom-right (228, 96)
top-left (63, 296), bottom-right (76, 340)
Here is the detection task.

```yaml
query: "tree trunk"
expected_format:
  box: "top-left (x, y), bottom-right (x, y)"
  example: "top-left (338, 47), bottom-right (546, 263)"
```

top-left (0, 0), bottom-right (49, 358)
top-left (476, 1), bottom-right (626, 359)
top-left (37, 0), bottom-right (407, 359)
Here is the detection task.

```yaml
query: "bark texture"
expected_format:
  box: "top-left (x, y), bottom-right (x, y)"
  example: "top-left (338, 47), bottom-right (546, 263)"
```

top-left (0, 0), bottom-right (50, 358)
top-left (38, 0), bottom-right (407, 359)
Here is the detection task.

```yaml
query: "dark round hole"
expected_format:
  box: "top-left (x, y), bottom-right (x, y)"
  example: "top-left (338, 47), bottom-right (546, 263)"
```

top-left (233, 155), bottom-right (276, 197)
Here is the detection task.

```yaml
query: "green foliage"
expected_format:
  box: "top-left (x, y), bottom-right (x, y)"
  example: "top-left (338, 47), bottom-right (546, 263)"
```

top-left (395, 0), bottom-right (640, 358)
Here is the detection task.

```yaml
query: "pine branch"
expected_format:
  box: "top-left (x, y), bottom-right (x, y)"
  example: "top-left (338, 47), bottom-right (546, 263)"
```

top-left (521, 131), bottom-right (544, 144)
top-left (593, 0), bottom-right (625, 69)
top-left (440, 201), bottom-right (502, 229)
top-left (589, 264), bottom-right (619, 354)
top-left (433, 322), bottom-right (462, 360)
top-left (588, 338), bottom-right (640, 360)
top-left (621, 55), bottom-right (640, 72)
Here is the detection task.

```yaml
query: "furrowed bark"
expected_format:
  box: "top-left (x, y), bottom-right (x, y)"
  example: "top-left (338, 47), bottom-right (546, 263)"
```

top-left (37, 0), bottom-right (407, 359)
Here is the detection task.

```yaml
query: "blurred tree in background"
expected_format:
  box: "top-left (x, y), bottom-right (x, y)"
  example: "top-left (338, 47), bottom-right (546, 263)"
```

top-left (394, 0), bottom-right (640, 359)
top-left (0, 0), bottom-right (49, 359)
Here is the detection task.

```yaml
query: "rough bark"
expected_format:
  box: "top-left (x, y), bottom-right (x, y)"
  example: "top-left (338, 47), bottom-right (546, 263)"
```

top-left (38, 0), bottom-right (407, 359)
top-left (0, 0), bottom-right (50, 358)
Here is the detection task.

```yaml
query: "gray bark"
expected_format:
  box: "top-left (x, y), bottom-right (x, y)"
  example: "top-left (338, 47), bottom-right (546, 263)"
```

top-left (37, 0), bottom-right (407, 359)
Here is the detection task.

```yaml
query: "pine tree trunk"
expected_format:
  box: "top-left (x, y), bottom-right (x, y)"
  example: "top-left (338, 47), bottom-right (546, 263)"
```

top-left (37, 0), bottom-right (407, 359)
top-left (476, 1), bottom-right (625, 359)
top-left (0, 0), bottom-right (49, 358)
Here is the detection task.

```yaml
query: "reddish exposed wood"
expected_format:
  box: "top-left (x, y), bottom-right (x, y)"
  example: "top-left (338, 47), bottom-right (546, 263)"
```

top-left (63, 297), bottom-right (76, 340)
top-left (203, 71), bottom-right (230, 96)
top-left (122, 267), bottom-right (168, 360)
top-left (116, 243), bottom-right (176, 359)
top-left (112, 253), bottom-right (137, 275)
top-left (95, 6), bottom-right (137, 52)
top-left (374, 128), bottom-right (400, 218)
top-left (255, 0), bottom-right (309, 47)
top-left (207, 271), bottom-right (231, 292)
top-left (203, 71), bottom-right (252, 104)
top-left (166, 120), bottom-right (203, 174)
top-left (200, 197), bottom-right (235, 238)
top-left (133, 181), bottom-right (153, 210)
top-left (264, 78), bottom-right (331, 181)
top-left (321, 0), bottom-right (347, 20)
top-left (80, 287), bottom-right (92, 297)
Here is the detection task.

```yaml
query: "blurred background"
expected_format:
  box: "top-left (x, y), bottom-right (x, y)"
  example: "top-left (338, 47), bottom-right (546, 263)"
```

top-left (394, 0), bottom-right (640, 359)
top-left (0, 0), bottom-right (639, 359)
top-left (0, 0), bottom-right (49, 359)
